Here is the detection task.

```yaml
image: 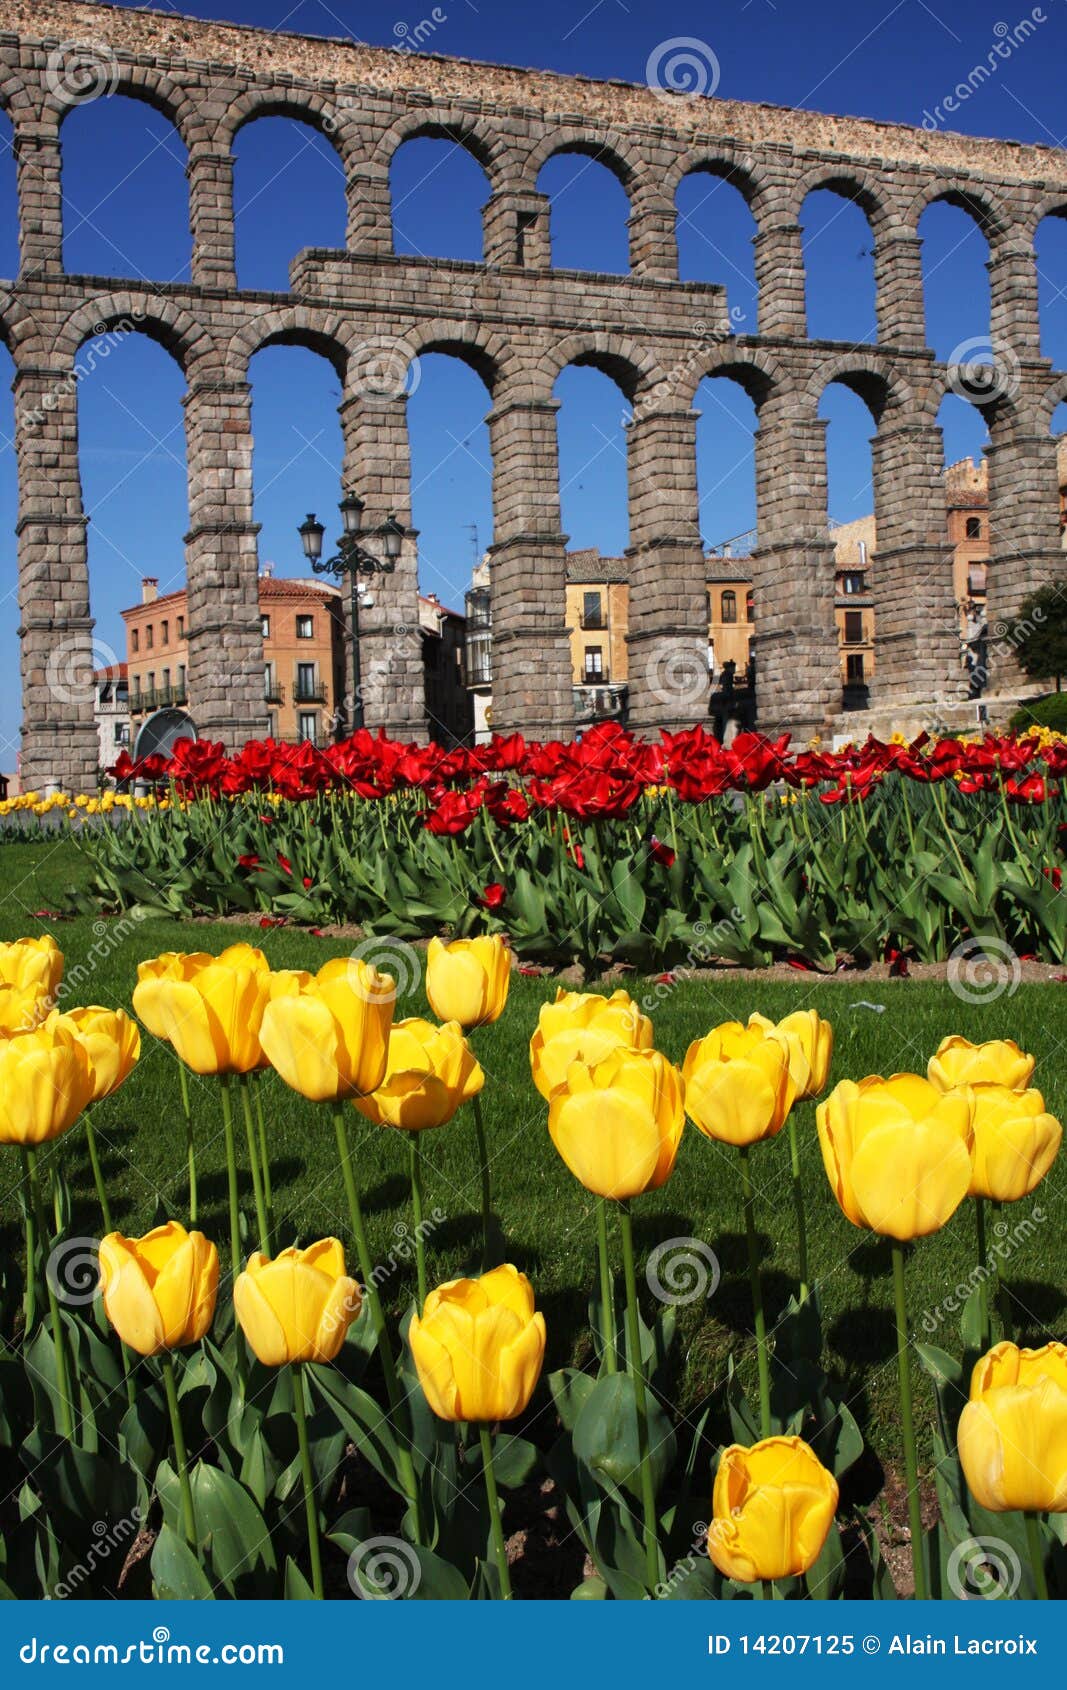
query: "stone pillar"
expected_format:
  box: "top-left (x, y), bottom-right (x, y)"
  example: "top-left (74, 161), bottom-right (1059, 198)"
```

top-left (183, 376), bottom-right (268, 747)
top-left (984, 423), bottom-right (1065, 693)
top-left (347, 161), bottom-right (393, 255)
top-left (188, 147), bottom-right (237, 288)
top-left (12, 365), bottom-right (99, 792)
top-left (338, 390), bottom-right (425, 738)
top-left (753, 219), bottom-right (807, 339)
top-left (988, 238), bottom-right (1042, 360)
top-left (486, 395), bottom-right (573, 738)
top-left (482, 190), bottom-right (551, 268)
top-left (749, 413), bottom-right (840, 739)
top-left (624, 405), bottom-right (707, 730)
top-left (873, 229), bottom-right (927, 350)
top-left (13, 117), bottom-right (64, 276)
top-left (869, 420), bottom-right (961, 709)
top-left (628, 194), bottom-right (678, 281)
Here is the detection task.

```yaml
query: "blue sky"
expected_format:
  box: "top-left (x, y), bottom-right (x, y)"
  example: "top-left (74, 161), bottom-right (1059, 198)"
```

top-left (4, 0), bottom-right (1067, 762)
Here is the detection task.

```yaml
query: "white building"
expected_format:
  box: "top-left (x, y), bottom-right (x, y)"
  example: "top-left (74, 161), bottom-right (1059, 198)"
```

top-left (94, 665), bottom-right (131, 774)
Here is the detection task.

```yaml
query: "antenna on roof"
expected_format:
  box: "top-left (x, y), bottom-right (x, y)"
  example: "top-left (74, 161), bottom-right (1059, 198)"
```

top-left (465, 524), bottom-right (479, 568)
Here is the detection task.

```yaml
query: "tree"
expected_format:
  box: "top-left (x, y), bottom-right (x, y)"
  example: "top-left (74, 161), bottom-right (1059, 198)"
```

top-left (1004, 580), bottom-right (1067, 692)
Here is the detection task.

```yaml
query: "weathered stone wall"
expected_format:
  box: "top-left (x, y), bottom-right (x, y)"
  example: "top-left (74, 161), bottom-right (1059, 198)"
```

top-left (1, 0), bottom-right (1066, 784)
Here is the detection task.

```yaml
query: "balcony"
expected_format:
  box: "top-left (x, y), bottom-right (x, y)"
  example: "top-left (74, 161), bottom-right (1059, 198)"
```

top-left (579, 610), bottom-right (606, 630)
top-left (264, 682), bottom-right (284, 705)
top-left (582, 669), bottom-right (609, 686)
top-left (293, 681), bottom-right (327, 704)
top-left (133, 682), bottom-right (187, 712)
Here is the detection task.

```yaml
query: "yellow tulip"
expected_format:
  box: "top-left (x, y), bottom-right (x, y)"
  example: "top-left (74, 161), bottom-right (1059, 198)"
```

top-left (682, 1022), bottom-right (794, 1147)
top-left (0, 1019), bottom-right (94, 1145)
top-left (0, 935), bottom-right (63, 998)
top-left (259, 957), bottom-right (393, 1101)
top-left (529, 987), bottom-right (653, 1101)
top-left (958, 1342), bottom-right (1067, 1512)
top-left (409, 1264), bottom-right (545, 1422)
top-left (59, 1006), bottom-right (141, 1102)
top-left (928, 1035), bottom-right (1034, 1094)
top-left (967, 1084), bottom-right (1061, 1202)
top-left (749, 1009), bottom-right (833, 1100)
top-left (708, 1436), bottom-right (840, 1583)
top-left (134, 945), bottom-right (276, 1074)
top-left (98, 1221), bottom-right (218, 1356)
top-left (0, 980), bottom-right (53, 1037)
top-left (816, 1073), bottom-right (974, 1239)
top-left (233, 1239), bottom-right (362, 1365)
top-left (426, 934), bottom-right (509, 1029)
top-left (547, 1046), bottom-right (685, 1199)
top-left (354, 1017), bottom-right (483, 1131)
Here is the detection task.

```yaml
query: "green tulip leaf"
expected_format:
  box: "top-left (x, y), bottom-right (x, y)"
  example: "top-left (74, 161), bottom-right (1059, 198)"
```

top-left (573, 1371), bottom-right (676, 1502)
top-left (283, 1556), bottom-right (317, 1599)
top-left (190, 1464), bottom-right (277, 1598)
top-left (151, 1524), bottom-right (216, 1600)
top-left (570, 1574), bottom-right (609, 1599)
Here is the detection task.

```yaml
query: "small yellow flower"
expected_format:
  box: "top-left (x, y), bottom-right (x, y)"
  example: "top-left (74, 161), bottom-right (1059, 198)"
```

top-left (409, 1264), bottom-right (545, 1422)
top-left (99, 1222), bottom-right (218, 1356)
top-left (426, 935), bottom-right (509, 1029)
top-left (234, 1240), bottom-right (361, 1365)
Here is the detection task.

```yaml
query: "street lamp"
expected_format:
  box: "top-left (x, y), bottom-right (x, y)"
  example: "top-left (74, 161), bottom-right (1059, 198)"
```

top-left (298, 498), bottom-right (404, 732)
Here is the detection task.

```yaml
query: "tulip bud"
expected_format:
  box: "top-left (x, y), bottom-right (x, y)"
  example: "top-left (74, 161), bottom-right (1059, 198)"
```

top-left (749, 1009), bottom-right (833, 1100)
top-left (259, 957), bottom-right (393, 1101)
top-left (530, 988), bottom-right (653, 1101)
top-left (426, 935), bottom-right (510, 1029)
top-left (234, 1240), bottom-right (362, 1366)
top-left (816, 1073), bottom-right (974, 1239)
top-left (99, 1222), bottom-right (218, 1356)
top-left (548, 1046), bottom-right (685, 1199)
top-left (967, 1084), bottom-right (1061, 1202)
top-left (354, 1017), bottom-right (483, 1131)
top-left (134, 946), bottom-right (276, 1073)
top-left (409, 1264), bottom-right (545, 1422)
top-left (958, 1342), bottom-right (1067, 1513)
top-left (683, 1022), bottom-right (794, 1146)
top-left (928, 1035), bottom-right (1035, 1094)
top-left (59, 1006), bottom-right (141, 1102)
top-left (708, 1436), bottom-right (839, 1583)
top-left (0, 1019), bottom-right (94, 1146)
top-left (0, 935), bottom-right (64, 999)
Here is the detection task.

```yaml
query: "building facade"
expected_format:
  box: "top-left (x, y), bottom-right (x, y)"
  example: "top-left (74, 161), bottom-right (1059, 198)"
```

top-left (93, 663), bottom-right (130, 772)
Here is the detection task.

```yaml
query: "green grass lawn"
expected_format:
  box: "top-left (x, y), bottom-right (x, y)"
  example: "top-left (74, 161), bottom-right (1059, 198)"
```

top-left (3, 833), bottom-right (1067, 1466)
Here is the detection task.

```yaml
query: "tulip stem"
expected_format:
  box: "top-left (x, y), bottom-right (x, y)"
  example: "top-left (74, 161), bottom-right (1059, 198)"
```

top-left (891, 1242), bottom-right (926, 1601)
top-left (238, 1075), bottom-right (271, 1255)
top-left (21, 1148), bottom-right (38, 1334)
top-left (218, 1075), bottom-right (242, 1283)
top-left (408, 1134), bottom-right (428, 1311)
top-left (331, 1104), bottom-right (423, 1545)
top-left (470, 1093), bottom-right (492, 1270)
top-left (991, 1200), bottom-right (1014, 1341)
top-left (479, 1423), bottom-right (512, 1598)
top-left (292, 1364), bottom-right (324, 1599)
top-left (787, 1115), bottom-right (810, 1302)
top-left (1025, 1512), bottom-right (1049, 1600)
top-left (617, 1199), bottom-right (662, 1592)
top-left (83, 1109), bottom-right (113, 1237)
top-left (177, 1062), bottom-right (197, 1225)
top-left (974, 1197), bottom-right (992, 1351)
top-left (25, 1149), bottom-right (74, 1439)
top-left (161, 1351), bottom-right (198, 1556)
top-left (739, 1146), bottom-right (771, 1438)
top-left (595, 1197), bottom-right (617, 1375)
top-left (252, 1075), bottom-right (274, 1245)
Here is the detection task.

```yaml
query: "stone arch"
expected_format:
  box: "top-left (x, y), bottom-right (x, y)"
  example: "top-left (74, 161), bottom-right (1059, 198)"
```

top-left (54, 293), bottom-right (220, 377)
top-left (525, 126), bottom-right (642, 191)
top-left (683, 347), bottom-right (789, 413)
top-left (1039, 370), bottom-right (1067, 430)
top-left (665, 149), bottom-right (769, 211)
top-left (807, 354), bottom-right (914, 424)
top-left (907, 176), bottom-right (1014, 241)
top-left (376, 109), bottom-right (519, 188)
top-left (223, 88), bottom-right (346, 155)
top-left (52, 64), bottom-right (212, 152)
top-left (228, 308), bottom-right (352, 382)
top-left (790, 164), bottom-right (895, 233)
top-left (537, 332), bottom-right (664, 402)
top-left (404, 321), bottom-right (512, 395)
top-left (0, 296), bottom-right (37, 362)
top-left (0, 67), bottom-right (36, 123)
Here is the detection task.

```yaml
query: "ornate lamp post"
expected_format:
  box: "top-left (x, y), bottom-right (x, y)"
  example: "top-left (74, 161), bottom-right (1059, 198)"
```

top-left (298, 496), bottom-right (404, 732)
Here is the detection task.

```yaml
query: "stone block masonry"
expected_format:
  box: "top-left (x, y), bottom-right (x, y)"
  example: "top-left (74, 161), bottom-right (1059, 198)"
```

top-left (2, 1), bottom-right (1067, 786)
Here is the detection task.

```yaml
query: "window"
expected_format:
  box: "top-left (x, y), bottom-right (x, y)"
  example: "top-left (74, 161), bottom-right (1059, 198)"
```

top-left (297, 711), bottom-right (318, 745)
top-left (583, 646), bottom-right (604, 681)
top-left (745, 590), bottom-right (755, 623)
top-left (261, 614), bottom-right (271, 638)
top-left (721, 590), bottom-right (737, 624)
top-left (582, 590), bottom-right (603, 629)
top-left (131, 628), bottom-right (139, 654)
top-left (161, 668), bottom-right (170, 693)
top-left (145, 625), bottom-right (154, 649)
top-left (177, 616), bottom-right (185, 638)
top-left (178, 664), bottom-right (186, 695)
top-left (841, 572), bottom-right (865, 595)
top-left (161, 620), bottom-right (169, 646)
top-left (846, 652), bottom-right (865, 683)
top-left (965, 516), bottom-right (982, 540)
top-left (115, 722), bottom-right (130, 745)
top-left (296, 662), bottom-right (316, 701)
top-left (266, 712), bottom-right (277, 740)
top-left (296, 615), bottom-right (314, 639)
top-left (264, 662), bottom-right (276, 700)
top-left (844, 610), bottom-right (864, 645)
top-left (146, 671), bottom-right (155, 692)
